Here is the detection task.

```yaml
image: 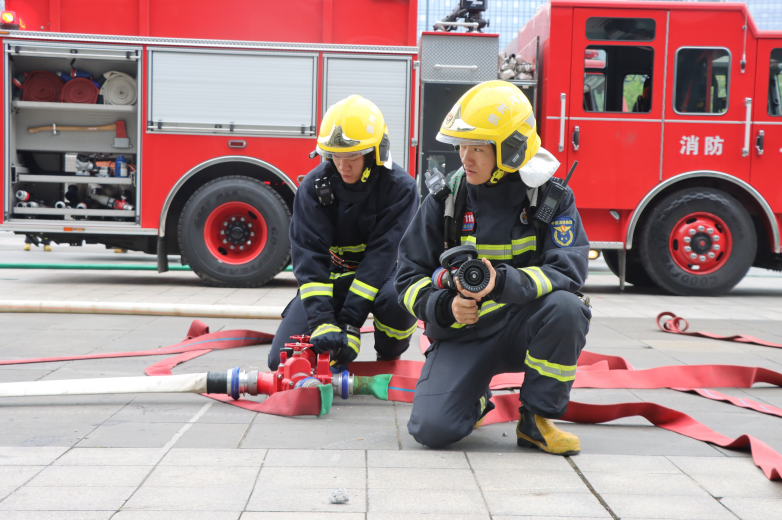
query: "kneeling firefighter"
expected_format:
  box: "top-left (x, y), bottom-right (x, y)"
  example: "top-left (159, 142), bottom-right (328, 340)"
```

top-left (395, 81), bottom-right (591, 454)
top-left (270, 95), bottom-right (419, 370)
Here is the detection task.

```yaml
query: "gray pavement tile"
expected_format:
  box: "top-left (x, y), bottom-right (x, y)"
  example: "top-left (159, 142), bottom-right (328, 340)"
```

top-left (27, 465), bottom-right (150, 487)
top-left (0, 446), bottom-right (69, 465)
top-left (258, 466), bottom-right (366, 489)
top-left (562, 424), bottom-right (721, 456)
top-left (600, 494), bottom-right (736, 519)
top-left (160, 448), bottom-right (267, 466)
top-left (474, 468), bottom-right (589, 493)
top-left (573, 454), bottom-right (682, 473)
top-left (368, 467), bottom-right (477, 490)
top-left (123, 485), bottom-right (253, 511)
top-left (91, 402), bottom-right (208, 423)
top-left (0, 466), bottom-right (45, 492)
top-left (466, 451), bottom-right (573, 471)
top-left (144, 465), bottom-right (259, 487)
top-left (721, 497), bottom-right (782, 520)
top-left (246, 487), bottom-right (366, 512)
top-left (115, 513), bottom-right (240, 520)
top-left (687, 472), bottom-right (782, 498)
top-left (492, 518), bottom-right (619, 520)
top-left (241, 412), bottom-right (400, 450)
top-left (0, 513), bottom-right (113, 520)
top-left (242, 515), bottom-right (365, 520)
top-left (367, 514), bottom-right (490, 520)
top-left (569, 388), bottom-right (644, 405)
top-left (583, 471), bottom-right (709, 496)
top-left (483, 490), bottom-right (610, 517)
top-left (367, 488), bottom-right (486, 514)
top-left (76, 421), bottom-right (188, 448)
top-left (367, 450), bottom-right (469, 468)
top-left (169, 423), bottom-right (250, 449)
top-left (492, 517), bottom-right (611, 520)
top-left (628, 388), bottom-right (763, 414)
top-left (54, 448), bottom-right (163, 466)
top-left (47, 315), bottom-right (159, 331)
top-left (0, 485), bottom-right (136, 510)
top-left (263, 449), bottom-right (365, 467)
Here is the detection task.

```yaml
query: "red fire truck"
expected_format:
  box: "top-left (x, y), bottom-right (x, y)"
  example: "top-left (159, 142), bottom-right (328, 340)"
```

top-left (0, 0), bottom-right (419, 287)
top-left (506, 0), bottom-right (782, 295)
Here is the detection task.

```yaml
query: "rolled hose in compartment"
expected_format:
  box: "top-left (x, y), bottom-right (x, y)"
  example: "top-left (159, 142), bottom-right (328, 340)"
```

top-left (61, 77), bottom-right (99, 104)
top-left (100, 71), bottom-right (137, 105)
top-left (22, 71), bottom-right (63, 102)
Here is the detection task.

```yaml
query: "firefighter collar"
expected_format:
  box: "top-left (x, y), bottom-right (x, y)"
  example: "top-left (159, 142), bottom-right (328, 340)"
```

top-left (518, 147), bottom-right (559, 188)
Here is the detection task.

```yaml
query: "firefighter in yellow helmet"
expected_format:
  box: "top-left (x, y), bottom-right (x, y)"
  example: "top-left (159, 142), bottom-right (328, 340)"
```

top-left (396, 81), bottom-right (592, 454)
top-left (269, 95), bottom-right (418, 370)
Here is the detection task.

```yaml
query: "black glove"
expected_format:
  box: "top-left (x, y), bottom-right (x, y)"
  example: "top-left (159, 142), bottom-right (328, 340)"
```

top-left (330, 327), bottom-right (361, 366)
top-left (309, 323), bottom-right (346, 355)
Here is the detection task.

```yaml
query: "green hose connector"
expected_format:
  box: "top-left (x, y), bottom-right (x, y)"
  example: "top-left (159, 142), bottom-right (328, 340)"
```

top-left (353, 374), bottom-right (392, 401)
top-left (318, 383), bottom-right (333, 417)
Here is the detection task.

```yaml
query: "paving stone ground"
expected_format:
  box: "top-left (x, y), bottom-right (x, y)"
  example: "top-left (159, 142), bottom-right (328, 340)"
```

top-left (1, 230), bottom-right (781, 518)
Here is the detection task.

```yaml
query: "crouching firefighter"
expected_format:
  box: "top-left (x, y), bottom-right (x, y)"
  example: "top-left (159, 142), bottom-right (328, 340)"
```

top-left (395, 81), bottom-right (591, 454)
top-left (269, 95), bottom-right (419, 370)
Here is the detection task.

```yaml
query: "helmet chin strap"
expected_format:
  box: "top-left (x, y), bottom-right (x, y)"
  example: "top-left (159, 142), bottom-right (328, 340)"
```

top-left (361, 168), bottom-right (372, 182)
top-left (488, 168), bottom-right (505, 185)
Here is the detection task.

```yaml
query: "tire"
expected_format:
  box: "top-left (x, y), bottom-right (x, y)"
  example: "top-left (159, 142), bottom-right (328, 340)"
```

top-left (178, 175), bottom-right (291, 288)
top-left (602, 249), bottom-right (657, 287)
top-left (638, 188), bottom-right (755, 296)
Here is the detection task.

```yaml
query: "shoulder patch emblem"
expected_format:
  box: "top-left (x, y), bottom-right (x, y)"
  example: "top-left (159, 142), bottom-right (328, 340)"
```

top-left (550, 216), bottom-right (575, 247)
top-left (520, 208), bottom-right (529, 225)
top-left (462, 212), bottom-right (475, 233)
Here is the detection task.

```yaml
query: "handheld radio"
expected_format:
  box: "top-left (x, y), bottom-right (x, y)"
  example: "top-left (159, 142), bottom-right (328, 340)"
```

top-left (534, 161), bottom-right (578, 224)
top-left (315, 176), bottom-right (335, 205)
top-left (424, 166), bottom-right (450, 202)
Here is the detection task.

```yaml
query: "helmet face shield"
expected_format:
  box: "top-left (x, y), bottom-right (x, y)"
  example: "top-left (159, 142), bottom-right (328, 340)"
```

top-left (435, 133), bottom-right (492, 148)
top-left (316, 146), bottom-right (373, 160)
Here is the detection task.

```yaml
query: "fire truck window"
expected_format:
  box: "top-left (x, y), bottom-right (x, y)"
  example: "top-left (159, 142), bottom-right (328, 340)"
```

top-left (586, 17), bottom-right (655, 41)
top-left (769, 49), bottom-right (782, 117)
top-left (583, 45), bottom-right (653, 113)
top-left (674, 48), bottom-right (730, 115)
top-left (584, 74), bottom-right (606, 112)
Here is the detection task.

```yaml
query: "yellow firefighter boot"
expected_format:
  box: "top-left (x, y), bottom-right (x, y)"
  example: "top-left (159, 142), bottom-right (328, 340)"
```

top-left (44, 245), bottom-right (52, 252)
top-left (516, 408), bottom-right (580, 456)
top-left (23, 243), bottom-right (31, 251)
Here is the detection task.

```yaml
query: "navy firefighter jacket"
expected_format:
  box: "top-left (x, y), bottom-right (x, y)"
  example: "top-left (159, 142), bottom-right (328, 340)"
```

top-left (395, 171), bottom-right (589, 341)
top-left (290, 160), bottom-right (418, 331)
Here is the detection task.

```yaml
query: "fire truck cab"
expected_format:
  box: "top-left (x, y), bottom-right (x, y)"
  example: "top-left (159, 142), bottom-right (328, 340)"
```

top-left (511, 0), bottom-right (782, 295)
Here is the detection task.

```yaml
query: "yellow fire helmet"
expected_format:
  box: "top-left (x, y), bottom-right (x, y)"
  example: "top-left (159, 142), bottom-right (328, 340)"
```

top-left (316, 95), bottom-right (391, 168)
top-left (437, 80), bottom-right (540, 174)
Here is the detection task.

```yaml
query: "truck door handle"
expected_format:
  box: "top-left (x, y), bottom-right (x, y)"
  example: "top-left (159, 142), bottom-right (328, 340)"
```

top-left (572, 126), bottom-right (580, 151)
top-left (756, 130), bottom-right (764, 156)
top-left (742, 98), bottom-right (752, 157)
top-left (558, 93), bottom-right (566, 152)
top-left (228, 140), bottom-right (247, 149)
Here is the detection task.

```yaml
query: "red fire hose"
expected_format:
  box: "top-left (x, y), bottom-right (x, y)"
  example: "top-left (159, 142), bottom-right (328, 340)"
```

top-left (22, 71), bottom-right (63, 102)
top-left (0, 315), bottom-right (781, 480)
top-left (60, 77), bottom-right (99, 104)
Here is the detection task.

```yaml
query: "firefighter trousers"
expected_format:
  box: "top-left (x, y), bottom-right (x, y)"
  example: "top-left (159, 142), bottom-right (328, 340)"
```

top-left (269, 268), bottom-right (417, 370)
top-left (408, 290), bottom-right (591, 449)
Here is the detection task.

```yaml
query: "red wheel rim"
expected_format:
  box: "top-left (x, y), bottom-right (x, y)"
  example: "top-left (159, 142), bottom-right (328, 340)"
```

top-left (668, 212), bottom-right (732, 275)
top-left (204, 202), bottom-right (268, 265)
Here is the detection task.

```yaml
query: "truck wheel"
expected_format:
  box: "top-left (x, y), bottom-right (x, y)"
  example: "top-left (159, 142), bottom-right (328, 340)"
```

top-left (179, 176), bottom-right (291, 288)
top-left (602, 250), bottom-right (656, 287)
top-left (638, 188), bottom-right (755, 296)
